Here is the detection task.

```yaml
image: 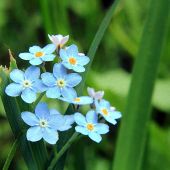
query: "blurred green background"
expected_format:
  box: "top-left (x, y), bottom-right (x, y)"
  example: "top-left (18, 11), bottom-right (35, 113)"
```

top-left (0, 0), bottom-right (170, 170)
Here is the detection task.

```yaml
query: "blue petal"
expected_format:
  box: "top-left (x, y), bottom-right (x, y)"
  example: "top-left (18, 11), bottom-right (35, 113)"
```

top-left (86, 110), bottom-right (98, 124)
top-left (67, 44), bottom-right (78, 56)
top-left (41, 72), bottom-right (56, 86)
top-left (25, 66), bottom-right (40, 81)
top-left (43, 44), bottom-right (56, 54)
top-left (42, 54), bottom-right (55, 61)
top-left (10, 69), bottom-right (24, 83)
top-left (77, 56), bottom-right (90, 65)
top-left (75, 126), bottom-right (88, 135)
top-left (95, 123), bottom-right (109, 134)
top-left (61, 87), bottom-right (77, 99)
top-left (5, 83), bottom-right (23, 97)
top-left (100, 99), bottom-right (110, 108)
top-left (104, 115), bottom-right (117, 125)
top-left (26, 126), bottom-right (43, 142)
top-left (33, 79), bottom-right (47, 92)
top-left (88, 132), bottom-right (102, 143)
top-left (49, 109), bottom-right (61, 115)
top-left (42, 128), bottom-right (58, 144)
top-left (61, 62), bottom-right (73, 70)
top-left (73, 96), bottom-right (93, 105)
top-left (21, 88), bottom-right (36, 103)
top-left (74, 112), bottom-right (86, 126)
top-left (73, 65), bottom-right (85, 73)
top-left (66, 73), bottom-right (82, 87)
top-left (29, 58), bottom-right (42, 65)
top-left (60, 49), bottom-right (68, 61)
top-left (53, 63), bottom-right (67, 77)
top-left (35, 102), bottom-right (50, 119)
top-left (19, 53), bottom-right (34, 60)
top-left (46, 87), bottom-right (60, 98)
top-left (110, 111), bottom-right (122, 119)
top-left (21, 111), bottom-right (39, 126)
top-left (29, 46), bottom-right (42, 53)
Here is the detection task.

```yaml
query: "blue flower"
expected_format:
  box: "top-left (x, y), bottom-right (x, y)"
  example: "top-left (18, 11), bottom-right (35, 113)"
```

top-left (5, 66), bottom-right (45, 103)
top-left (41, 63), bottom-right (82, 99)
top-left (95, 99), bottom-right (122, 125)
top-left (60, 44), bottom-right (90, 72)
top-left (21, 102), bottom-right (74, 144)
top-left (19, 44), bottom-right (56, 65)
top-left (74, 110), bottom-right (109, 143)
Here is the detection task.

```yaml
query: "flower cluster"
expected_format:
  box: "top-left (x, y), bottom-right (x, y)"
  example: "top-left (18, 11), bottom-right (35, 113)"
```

top-left (5, 34), bottom-right (121, 144)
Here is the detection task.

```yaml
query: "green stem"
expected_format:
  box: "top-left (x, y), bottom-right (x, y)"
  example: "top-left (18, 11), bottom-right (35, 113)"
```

top-left (32, 92), bottom-right (45, 111)
top-left (47, 132), bottom-right (79, 170)
top-left (3, 137), bottom-right (20, 170)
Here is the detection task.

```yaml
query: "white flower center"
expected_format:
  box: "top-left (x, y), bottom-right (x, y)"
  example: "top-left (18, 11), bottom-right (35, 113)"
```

top-left (57, 79), bottom-right (66, 88)
top-left (22, 80), bottom-right (32, 88)
top-left (39, 119), bottom-right (48, 128)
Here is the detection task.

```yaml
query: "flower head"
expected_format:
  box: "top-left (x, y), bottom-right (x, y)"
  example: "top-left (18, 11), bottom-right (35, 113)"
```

top-left (41, 63), bottom-right (82, 99)
top-left (60, 44), bottom-right (90, 72)
top-left (95, 99), bottom-right (122, 125)
top-left (21, 102), bottom-right (74, 144)
top-left (48, 34), bottom-right (69, 50)
top-left (19, 44), bottom-right (56, 65)
top-left (5, 66), bottom-right (45, 103)
top-left (87, 87), bottom-right (104, 100)
top-left (74, 110), bottom-right (109, 143)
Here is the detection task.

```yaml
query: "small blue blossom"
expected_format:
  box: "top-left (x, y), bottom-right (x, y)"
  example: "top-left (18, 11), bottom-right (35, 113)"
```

top-left (74, 110), bottom-right (109, 143)
top-left (19, 44), bottom-right (56, 65)
top-left (60, 44), bottom-right (90, 72)
top-left (5, 66), bottom-right (45, 103)
top-left (41, 63), bottom-right (82, 99)
top-left (21, 102), bottom-right (74, 144)
top-left (95, 99), bottom-right (122, 125)
top-left (87, 87), bottom-right (104, 100)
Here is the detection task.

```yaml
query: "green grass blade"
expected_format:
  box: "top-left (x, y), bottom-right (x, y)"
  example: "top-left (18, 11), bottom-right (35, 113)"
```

top-left (112, 0), bottom-right (170, 170)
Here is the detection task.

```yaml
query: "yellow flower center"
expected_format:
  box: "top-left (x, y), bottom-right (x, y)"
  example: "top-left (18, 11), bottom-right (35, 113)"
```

top-left (39, 119), bottom-right (48, 128)
top-left (69, 57), bottom-right (77, 65)
top-left (23, 80), bottom-right (32, 88)
top-left (87, 123), bottom-right (94, 131)
top-left (35, 51), bottom-right (44, 58)
top-left (74, 98), bottom-right (81, 102)
top-left (57, 79), bottom-right (66, 87)
top-left (101, 108), bottom-right (108, 116)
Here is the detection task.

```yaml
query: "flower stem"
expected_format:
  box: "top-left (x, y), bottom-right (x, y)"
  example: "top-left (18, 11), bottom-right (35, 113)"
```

top-left (3, 137), bottom-right (20, 170)
top-left (47, 132), bottom-right (79, 170)
top-left (32, 92), bottom-right (45, 111)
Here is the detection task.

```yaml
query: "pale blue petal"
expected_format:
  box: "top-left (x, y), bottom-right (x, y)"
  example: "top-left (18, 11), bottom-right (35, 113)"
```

top-left (29, 46), bottom-right (41, 53)
top-left (61, 87), bottom-right (77, 99)
top-left (66, 73), bottom-right (82, 87)
top-left (67, 44), bottom-right (78, 56)
top-left (100, 99), bottom-right (110, 108)
top-left (21, 111), bottom-right (39, 126)
top-left (86, 110), bottom-right (98, 123)
top-left (29, 58), bottom-right (42, 65)
top-left (50, 109), bottom-right (61, 115)
top-left (77, 56), bottom-right (90, 65)
top-left (41, 72), bottom-right (56, 86)
top-left (105, 116), bottom-right (117, 125)
top-left (26, 126), bottom-right (43, 142)
top-left (75, 126), bottom-right (88, 135)
top-left (42, 128), bottom-right (58, 144)
top-left (10, 69), bottom-right (24, 83)
top-left (19, 53), bottom-right (34, 60)
top-left (95, 123), bottom-right (109, 134)
top-left (89, 132), bottom-right (102, 143)
top-left (25, 66), bottom-right (40, 81)
top-left (60, 49), bottom-right (68, 60)
top-left (110, 111), bottom-right (122, 119)
top-left (73, 96), bottom-right (93, 105)
top-left (73, 65), bottom-right (85, 73)
top-left (5, 83), bottom-right (23, 97)
top-left (35, 102), bottom-right (50, 119)
top-left (46, 87), bottom-right (60, 98)
top-left (43, 44), bottom-right (56, 54)
top-left (21, 88), bottom-right (36, 103)
top-left (42, 54), bottom-right (55, 61)
top-left (74, 112), bottom-right (86, 126)
top-left (53, 63), bottom-right (67, 77)
top-left (33, 79), bottom-right (47, 92)
top-left (62, 62), bottom-right (73, 70)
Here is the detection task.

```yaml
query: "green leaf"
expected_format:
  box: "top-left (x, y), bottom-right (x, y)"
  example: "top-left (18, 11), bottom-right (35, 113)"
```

top-left (112, 0), bottom-right (170, 170)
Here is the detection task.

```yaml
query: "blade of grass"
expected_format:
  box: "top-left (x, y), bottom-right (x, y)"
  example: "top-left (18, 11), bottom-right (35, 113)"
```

top-left (48, 0), bottom-right (122, 169)
top-left (112, 0), bottom-right (170, 170)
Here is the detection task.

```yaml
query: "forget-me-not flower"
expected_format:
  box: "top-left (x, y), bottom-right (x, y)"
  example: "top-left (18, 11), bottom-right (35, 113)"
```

top-left (60, 44), bottom-right (90, 72)
top-left (48, 34), bottom-right (69, 50)
top-left (19, 44), bottom-right (56, 65)
top-left (87, 87), bottom-right (104, 100)
top-left (95, 99), bottom-right (122, 125)
top-left (21, 102), bottom-right (74, 144)
top-left (41, 63), bottom-right (82, 99)
top-left (74, 110), bottom-right (109, 143)
top-left (5, 66), bottom-right (45, 103)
